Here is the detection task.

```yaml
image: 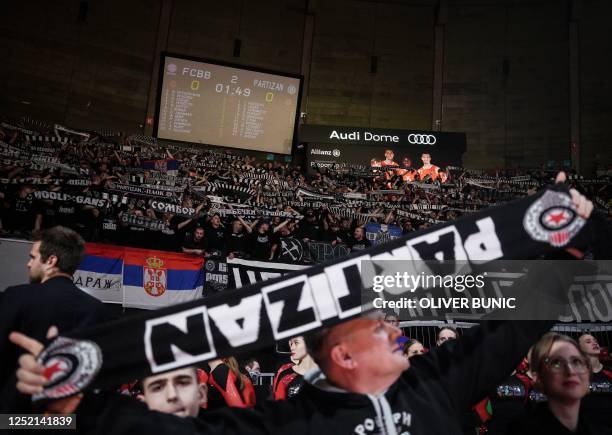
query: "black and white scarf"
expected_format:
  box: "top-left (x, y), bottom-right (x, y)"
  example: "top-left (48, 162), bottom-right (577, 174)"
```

top-left (1, 177), bottom-right (61, 185)
top-left (396, 209), bottom-right (444, 223)
top-left (193, 183), bottom-right (256, 196)
top-left (329, 207), bottom-right (384, 220)
top-left (30, 191), bottom-right (108, 208)
top-left (120, 213), bottom-right (169, 231)
top-left (149, 200), bottom-right (197, 218)
top-left (106, 182), bottom-right (176, 199)
top-left (25, 135), bottom-right (68, 144)
top-left (210, 206), bottom-right (302, 220)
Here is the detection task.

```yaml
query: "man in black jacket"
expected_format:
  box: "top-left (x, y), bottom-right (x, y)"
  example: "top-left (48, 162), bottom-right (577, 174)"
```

top-left (0, 226), bottom-right (111, 411)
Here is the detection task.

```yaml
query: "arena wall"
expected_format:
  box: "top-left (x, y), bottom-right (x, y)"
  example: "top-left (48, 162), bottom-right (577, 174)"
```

top-left (1, 0), bottom-right (610, 171)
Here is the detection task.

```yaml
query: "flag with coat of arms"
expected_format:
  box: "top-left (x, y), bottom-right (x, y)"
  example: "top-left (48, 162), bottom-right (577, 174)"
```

top-left (122, 248), bottom-right (205, 309)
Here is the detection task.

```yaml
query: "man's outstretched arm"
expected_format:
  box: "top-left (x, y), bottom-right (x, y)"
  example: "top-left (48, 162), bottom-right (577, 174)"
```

top-left (9, 330), bottom-right (268, 435)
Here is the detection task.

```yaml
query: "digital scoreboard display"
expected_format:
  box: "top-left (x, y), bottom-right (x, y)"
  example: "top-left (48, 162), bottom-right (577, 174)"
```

top-left (155, 54), bottom-right (302, 154)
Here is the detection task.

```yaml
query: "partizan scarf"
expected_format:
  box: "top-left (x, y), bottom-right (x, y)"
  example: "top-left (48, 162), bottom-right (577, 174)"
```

top-left (1, 178), bottom-right (61, 185)
top-left (209, 207), bottom-right (302, 220)
top-left (33, 186), bottom-right (595, 401)
top-left (329, 207), bottom-right (385, 220)
top-left (396, 209), bottom-right (444, 224)
top-left (120, 213), bottom-right (169, 231)
top-left (106, 182), bottom-right (176, 199)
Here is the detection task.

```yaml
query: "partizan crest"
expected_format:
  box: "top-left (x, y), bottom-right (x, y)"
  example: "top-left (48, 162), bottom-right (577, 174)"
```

top-left (144, 256), bottom-right (167, 297)
top-left (523, 190), bottom-right (586, 247)
top-left (34, 337), bottom-right (102, 400)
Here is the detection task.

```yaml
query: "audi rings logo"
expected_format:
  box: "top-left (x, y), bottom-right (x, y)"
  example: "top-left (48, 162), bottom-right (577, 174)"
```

top-left (407, 134), bottom-right (436, 145)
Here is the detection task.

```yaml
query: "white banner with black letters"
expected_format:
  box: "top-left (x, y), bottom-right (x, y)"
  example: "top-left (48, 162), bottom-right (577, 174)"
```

top-left (227, 258), bottom-right (307, 289)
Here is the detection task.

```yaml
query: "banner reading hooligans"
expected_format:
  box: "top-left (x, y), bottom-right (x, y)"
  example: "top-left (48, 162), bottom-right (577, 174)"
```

top-left (33, 186), bottom-right (602, 400)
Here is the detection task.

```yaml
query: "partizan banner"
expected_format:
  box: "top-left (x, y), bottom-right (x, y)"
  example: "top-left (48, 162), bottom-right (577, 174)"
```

top-left (227, 258), bottom-right (307, 289)
top-left (31, 186), bottom-right (602, 400)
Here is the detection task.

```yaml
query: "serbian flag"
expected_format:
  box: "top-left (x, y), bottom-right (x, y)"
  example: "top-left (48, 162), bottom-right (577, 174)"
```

top-left (73, 243), bottom-right (124, 304)
top-left (142, 159), bottom-right (179, 173)
top-left (122, 247), bottom-right (205, 309)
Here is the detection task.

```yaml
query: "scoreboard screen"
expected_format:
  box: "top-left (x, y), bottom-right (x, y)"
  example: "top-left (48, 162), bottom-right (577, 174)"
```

top-left (155, 54), bottom-right (302, 154)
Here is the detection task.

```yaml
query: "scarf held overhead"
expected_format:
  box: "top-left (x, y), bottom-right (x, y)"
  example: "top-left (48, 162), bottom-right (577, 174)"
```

top-left (33, 186), bottom-right (593, 401)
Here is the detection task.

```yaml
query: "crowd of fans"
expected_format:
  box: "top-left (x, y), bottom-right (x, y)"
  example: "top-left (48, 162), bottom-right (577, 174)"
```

top-left (116, 319), bottom-right (612, 435)
top-left (2, 118), bottom-right (611, 434)
top-left (1, 120), bottom-right (609, 264)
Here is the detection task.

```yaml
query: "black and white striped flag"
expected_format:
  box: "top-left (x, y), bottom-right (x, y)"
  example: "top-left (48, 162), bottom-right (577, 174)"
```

top-left (25, 135), bottom-right (68, 144)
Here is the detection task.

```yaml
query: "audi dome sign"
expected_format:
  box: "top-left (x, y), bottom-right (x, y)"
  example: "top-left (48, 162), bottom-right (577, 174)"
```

top-left (299, 124), bottom-right (465, 149)
top-left (300, 124), bottom-right (466, 174)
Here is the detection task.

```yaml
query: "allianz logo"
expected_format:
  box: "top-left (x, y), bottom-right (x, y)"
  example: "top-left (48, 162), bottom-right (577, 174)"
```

top-left (310, 148), bottom-right (341, 157)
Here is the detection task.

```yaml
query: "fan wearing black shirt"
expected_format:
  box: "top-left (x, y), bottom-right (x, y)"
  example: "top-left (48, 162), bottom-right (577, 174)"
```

top-left (297, 209), bottom-right (321, 242)
top-left (348, 226), bottom-right (371, 251)
top-left (270, 221), bottom-right (297, 260)
top-left (578, 334), bottom-right (612, 433)
top-left (248, 220), bottom-right (290, 261)
top-left (54, 200), bottom-right (80, 230)
top-left (248, 222), bottom-right (273, 261)
top-left (204, 214), bottom-right (226, 255)
top-left (118, 209), bottom-right (148, 248)
top-left (275, 222), bottom-right (295, 239)
top-left (171, 200), bottom-right (205, 244)
top-left (402, 220), bottom-right (415, 235)
top-left (1, 185), bottom-right (41, 235)
top-left (339, 217), bottom-right (354, 243)
top-left (226, 220), bottom-right (247, 259)
top-left (157, 212), bottom-right (180, 252)
top-left (182, 226), bottom-right (207, 257)
top-left (321, 212), bottom-right (348, 246)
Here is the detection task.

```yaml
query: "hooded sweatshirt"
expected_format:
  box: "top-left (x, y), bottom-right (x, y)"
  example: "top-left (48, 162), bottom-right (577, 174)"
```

top-left (75, 320), bottom-right (552, 435)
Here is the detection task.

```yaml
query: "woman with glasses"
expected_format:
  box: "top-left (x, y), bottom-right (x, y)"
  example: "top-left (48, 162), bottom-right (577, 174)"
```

top-left (509, 333), bottom-right (603, 434)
